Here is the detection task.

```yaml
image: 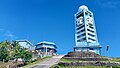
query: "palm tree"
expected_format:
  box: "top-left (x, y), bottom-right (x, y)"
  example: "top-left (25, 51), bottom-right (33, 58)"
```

top-left (0, 40), bottom-right (10, 62)
top-left (0, 40), bottom-right (32, 62)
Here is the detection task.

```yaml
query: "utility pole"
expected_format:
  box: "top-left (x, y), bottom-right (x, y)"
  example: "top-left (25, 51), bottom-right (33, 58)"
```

top-left (106, 45), bottom-right (111, 67)
top-left (106, 45), bottom-right (109, 60)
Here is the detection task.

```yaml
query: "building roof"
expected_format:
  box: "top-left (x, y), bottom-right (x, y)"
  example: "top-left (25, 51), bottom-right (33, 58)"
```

top-left (36, 41), bottom-right (57, 49)
top-left (15, 40), bottom-right (34, 46)
top-left (15, 40), bottom-right (35, 50)
top-left (79, 5), bottom-right (88, 11)
top-left (37, 41), bottom-right (55, 45)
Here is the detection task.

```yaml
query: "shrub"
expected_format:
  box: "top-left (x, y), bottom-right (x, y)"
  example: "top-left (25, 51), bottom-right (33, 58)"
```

top-left (112, 66), bottom-right (120, 68)
top-left (51, 64), bottom-right (60, 68)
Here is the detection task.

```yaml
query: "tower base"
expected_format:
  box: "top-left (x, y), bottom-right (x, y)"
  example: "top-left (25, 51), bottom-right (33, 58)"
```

top-left (74, 45), bottom-right (102, 55)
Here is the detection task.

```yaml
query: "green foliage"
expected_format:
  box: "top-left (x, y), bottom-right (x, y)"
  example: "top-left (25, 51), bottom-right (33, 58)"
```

top-left (0, 47), bottom-right (10, 62)
top-left (60, 58), bottom-right (78, 62)
top-left (0, 40), bottom-right (32, 62)
top-left (51, 64), bottom-right (60, 68)
top-left (111, 58), bottom-right (120, 62)
top-left (22, 50), bottom-right (32, 62)
top-left (12, 41), bottom-right (32, 62)
top-left (112, 66), bottom-right (120, 68)
top-left (51, 65), bottom-right (107, 68)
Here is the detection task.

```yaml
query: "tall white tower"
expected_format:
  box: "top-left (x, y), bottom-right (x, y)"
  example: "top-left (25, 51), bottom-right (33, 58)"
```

top-left (74, 5), bottom-right (102, 55)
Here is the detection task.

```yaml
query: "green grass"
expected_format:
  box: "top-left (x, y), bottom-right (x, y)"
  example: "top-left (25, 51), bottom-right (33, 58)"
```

top-left (54, 58), bottom-right (120, 68)
top-left (60, 58), bottom-right (78, 62)
top-left (51, 64), bottom-right (120, 68)
top-left (60, 57), bottom-right (120, 63)
top-left (60, 58), bottom-right (85, 62)
top-left (51, 64), bottom-right (107, 68)
top-left (111, 58), bottom-right (120, 62)
top-left (23, 56), bottom-right (52, 68)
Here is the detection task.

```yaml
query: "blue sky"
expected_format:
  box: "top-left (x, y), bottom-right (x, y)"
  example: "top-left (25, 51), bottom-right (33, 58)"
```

top-left (0, 0), bottom-right (120, 57)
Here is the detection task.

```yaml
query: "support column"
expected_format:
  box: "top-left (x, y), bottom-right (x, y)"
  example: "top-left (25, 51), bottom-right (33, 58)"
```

top-left (45, 47), bottom-right (47, 56)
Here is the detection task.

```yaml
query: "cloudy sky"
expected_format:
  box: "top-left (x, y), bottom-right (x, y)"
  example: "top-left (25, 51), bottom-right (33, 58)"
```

top-left (0, 0), bottom-right (120, 57)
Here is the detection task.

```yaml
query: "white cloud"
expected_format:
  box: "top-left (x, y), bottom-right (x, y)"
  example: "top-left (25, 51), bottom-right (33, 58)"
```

top-left (0, 29), bottom-right (18, 40)
top-left (94, 0), bottom-right (120, 8)
top-left (5, 31), bottom-right (14, 38)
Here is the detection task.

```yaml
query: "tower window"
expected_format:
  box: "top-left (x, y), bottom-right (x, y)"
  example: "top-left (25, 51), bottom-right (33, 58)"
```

top-left (77, 25), bottom-right (84, 30)
top-left (89, 26), bottom-right (94, 29)
top-left (88, 33), bottom-right (95, 37)
top-left (77, 31), bottom-right (80, 34)
top-left (90, 48), bottom-right (94, 50)
top-left (88, 23), bottom-right (93, 26)
top-left (77, 29), bottom-right (85, 34)
top-left (89, 15), bottom-right (92, 17)
top-left (76, 13), bottom-right (83, 18)
top-left (77, 40), bottom-right (80, 42)
top-left (85, 12), bottom-right (88, 15)
top-left (88, 37), bottom-right (96, 41)
top-left (77, 35), bottom-right (80, 38)
top-left (87, 29), bottom-right (94, 33)
top-left (80, 38), bottom-right (86, 41)
top-left (81, 29), bottom-right (85, 32)
top-left (80, 33), bottom-right (85, 36)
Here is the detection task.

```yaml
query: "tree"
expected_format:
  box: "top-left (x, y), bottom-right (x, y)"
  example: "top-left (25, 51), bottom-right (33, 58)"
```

top-left (0, 46), bottom-right (9, 62)
top-left (13, 41), bottom-right (32, 62)
top-left (0, 40), bottom-right (32, 62)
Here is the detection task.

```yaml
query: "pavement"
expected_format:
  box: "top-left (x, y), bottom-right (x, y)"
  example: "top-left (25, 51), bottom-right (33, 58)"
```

top-left (28, 55), bottom-right (64, 68)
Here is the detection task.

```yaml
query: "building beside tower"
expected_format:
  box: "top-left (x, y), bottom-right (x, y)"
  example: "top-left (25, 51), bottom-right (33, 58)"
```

top-left (15, 40), bottom-right (35, 51)
top-left (74, 5), bottom-right (102, 55)
top-left (35, 41), bottom-right (57, 56)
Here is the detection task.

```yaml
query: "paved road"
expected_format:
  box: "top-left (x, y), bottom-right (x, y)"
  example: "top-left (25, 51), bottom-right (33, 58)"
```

top-left (28, 55), bottom-right (64, 68)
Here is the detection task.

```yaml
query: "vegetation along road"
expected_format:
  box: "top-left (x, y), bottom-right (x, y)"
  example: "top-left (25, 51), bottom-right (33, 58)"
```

top-left (28, 55), bottom-right (64, 68)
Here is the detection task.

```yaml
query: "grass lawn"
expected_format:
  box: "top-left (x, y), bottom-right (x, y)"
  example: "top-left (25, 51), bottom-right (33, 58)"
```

top-left (51, 64), bottom-right (107, 68)
top-left (51, 64), bottom-right (120, 68)
top-left (60, 57), bottom-right (120, 62)
top-left (23, 56), bottom-right (52, 68)
top-left (60, 58), bottom-right (79, 62)
top-left (52, 58), bottom-right (120, 68)
top-left (111, 58), bottom-right (120, 62)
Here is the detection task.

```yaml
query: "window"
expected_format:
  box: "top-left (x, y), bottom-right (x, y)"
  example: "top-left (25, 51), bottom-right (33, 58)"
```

top-left (77, 40), bottom-right (80, 42)
top-left (87, 29), bottom-right (94, 33)
top-left (90, 48), bottom-right (94, 50)
top-left (77, 25), bottom-right (84, 30)
top-left (77, 31), bottom-right (80, 34)
top-left (89, 26), bottom-right (94, 29)
top-left (88, 23), bottom-right (93, 26)
top-left (77, 29), bottom-right (85, 34)
top-left (77, 33), bottom-right (85, 38)
top-left (88, 33), bottom-right (95, 37)
top-left (81, 29), bottom-right (85, 32)
top-left (88, 37), bottom-right (96, 41)
top-left (80, 38), bottom-right (86, 41)
top-left (79, 33), bottom-right (85, 37)
top-left (76, 13), bottom-right (83, 18)
top-left (85, 12), bottom-right (88, 15)
top-left (90, 15), bottom-right (92, 17)
top-left (77, 35), bottom-right (80, 38)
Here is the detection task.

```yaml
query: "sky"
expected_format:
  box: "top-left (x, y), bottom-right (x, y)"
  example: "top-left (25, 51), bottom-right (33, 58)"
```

top-left (0, 0), bottom-right (120, 57)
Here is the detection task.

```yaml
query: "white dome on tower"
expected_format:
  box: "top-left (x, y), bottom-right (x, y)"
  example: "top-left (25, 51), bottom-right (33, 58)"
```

top-left (79, 5), bottom-right (88, 11)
